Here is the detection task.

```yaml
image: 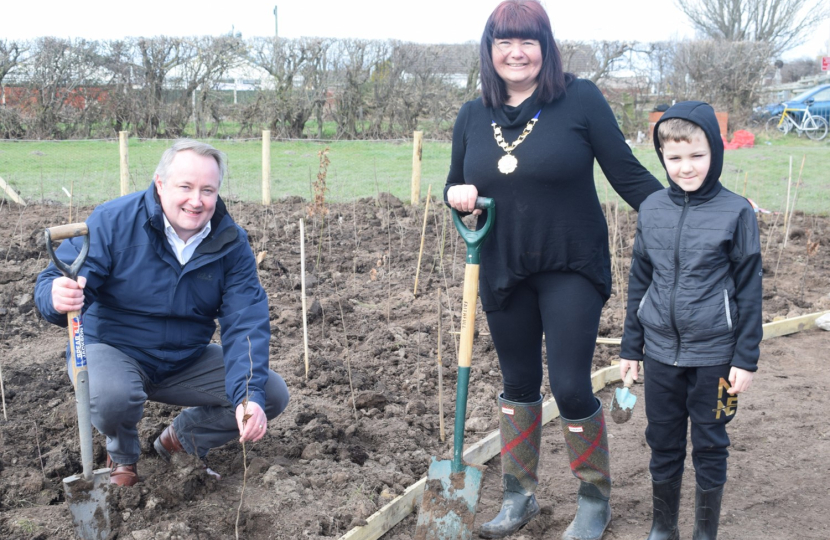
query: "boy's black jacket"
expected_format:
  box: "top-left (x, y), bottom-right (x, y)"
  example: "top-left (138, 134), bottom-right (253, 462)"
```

top-left (621, 101), bottom-right (763, 371)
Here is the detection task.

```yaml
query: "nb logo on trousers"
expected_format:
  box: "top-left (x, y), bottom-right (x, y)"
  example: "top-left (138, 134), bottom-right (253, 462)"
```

top-left (713, 377), bottom-right (737, 419)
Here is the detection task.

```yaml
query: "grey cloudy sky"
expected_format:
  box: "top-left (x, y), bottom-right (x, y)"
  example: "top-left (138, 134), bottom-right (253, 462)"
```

top-left (2, 0), bottom-right (828, 60)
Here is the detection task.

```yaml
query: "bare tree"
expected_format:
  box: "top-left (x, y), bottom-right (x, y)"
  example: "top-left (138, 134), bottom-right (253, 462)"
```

top-left (97, 40), bottom-right (142, 136)
top-left (174, 35), bottom-right (244, 137)
top-left (558, 41), bottom-right (635, 84)
top-left (328, 39), bottom-right (376, 139)
top-left (676, 0), bottom-right (830, 54)
top-left (247, 36), bottom-right (332, 139)
top-left (0, 40), bottom-right (29, 138)
top-left (136, 36), bottom-right (188, 137)
top-left (779, 57), bottom-right (823, 82)
top-left (19, 38), bottom-right (102, 138)
top-left (589, 41), bottom-right (637, 84)
top-left (461, 44), bottom-right (480, 102)
top-left (416, 43), bottom-right (477, 139)
top-left (0, 40), bottom-right (27, 86)
top-left (669, 39), bottom-right (775, 124)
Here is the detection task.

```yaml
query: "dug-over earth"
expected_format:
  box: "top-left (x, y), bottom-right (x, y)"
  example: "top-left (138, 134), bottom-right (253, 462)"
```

top-left (1, 197), bottom-right (828, 539)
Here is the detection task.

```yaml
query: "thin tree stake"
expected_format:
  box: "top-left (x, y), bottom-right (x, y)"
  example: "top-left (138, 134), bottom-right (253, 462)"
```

top-left (34, 421), bottom-right (46, 479)
top-left (783, 156), bottom-right (792, 230)
top-left (762, 211), bottom-right (782, 262)
top-left (385, 182), bottom-right (392, 325)
top-left (316, 213), bottom-right (326, 272)
top-left (352, 199), bottom-right (359, 294)
top-left (416, 317), bottom-right (422, 394)
top-left (235, 338), bottom-right (255, 540)
top-left (300, 219), bottom-right (310, 378)
top-left (333, 278), bottom-right (359, 422)
top-left (437, 289), bottom-right (445, 442)
top-left (604, 185), bottom-right (624, 320)
top-left (773, 230), bottom-right (787, 292)
top-left (799, 226), bottom-right (819, 303)
top-left (413, 184), bottom-right (432, 297)
top-left (373, 158), bottom-right (381, 206)
top-left (783, 154), bottom-right (806, 250)
top-left (0, 342), bottom-right (7, 420)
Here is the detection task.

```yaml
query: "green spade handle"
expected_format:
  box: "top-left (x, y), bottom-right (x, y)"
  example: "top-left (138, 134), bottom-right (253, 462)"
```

top-left (451, 197), bottom-right (495, 265)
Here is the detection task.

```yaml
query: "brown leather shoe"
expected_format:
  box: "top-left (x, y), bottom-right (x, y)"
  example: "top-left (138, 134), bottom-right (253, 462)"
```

top-left (154, 424), bottom-right (185, 463)
top-left (106, 455), bottom-right (139, 487)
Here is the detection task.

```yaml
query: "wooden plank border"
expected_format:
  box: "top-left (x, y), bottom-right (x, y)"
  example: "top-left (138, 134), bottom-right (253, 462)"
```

top-left (594, 310), bottom-right (829, 347)
top-left (761, 311), bottom-right (829, 340)
top-left (0, 175), bottom-right (25, 206)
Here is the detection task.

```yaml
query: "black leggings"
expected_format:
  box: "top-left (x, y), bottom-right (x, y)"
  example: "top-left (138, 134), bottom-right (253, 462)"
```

top-left (485, 272), bottom-right (604, 420)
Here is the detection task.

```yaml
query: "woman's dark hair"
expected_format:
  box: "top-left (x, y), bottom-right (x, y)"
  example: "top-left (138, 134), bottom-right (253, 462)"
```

top-left (479, 0), bottom-right (572, 108)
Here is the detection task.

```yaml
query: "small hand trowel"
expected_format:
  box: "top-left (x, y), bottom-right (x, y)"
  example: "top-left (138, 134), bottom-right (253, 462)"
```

top-left (610, 369), bottom-right (637, 424)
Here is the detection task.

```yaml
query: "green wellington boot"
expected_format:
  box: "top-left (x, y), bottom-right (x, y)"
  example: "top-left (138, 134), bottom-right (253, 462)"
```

top-left (647, 476), bottom-right (682, 540)
top-left (479, 394), bottom-right (544, 539)
top-left (560, 399), bottom-right (611, 540)
top-left (692, 483), bottom-right (724, 540)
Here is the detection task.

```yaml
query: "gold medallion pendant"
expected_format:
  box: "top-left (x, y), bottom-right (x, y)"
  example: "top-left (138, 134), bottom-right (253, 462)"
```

top-left (491, 109), bottom-right (541, 175)
top-left (498, 154), bottom-right (518, 174)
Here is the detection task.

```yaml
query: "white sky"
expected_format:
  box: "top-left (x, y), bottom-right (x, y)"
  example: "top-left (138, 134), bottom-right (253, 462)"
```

top-left (2, 0), bottom-right (828, 60)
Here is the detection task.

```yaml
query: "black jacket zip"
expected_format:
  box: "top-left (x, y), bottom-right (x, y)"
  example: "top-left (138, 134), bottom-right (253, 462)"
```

top-left (669, 191), bottom-right (690, 364)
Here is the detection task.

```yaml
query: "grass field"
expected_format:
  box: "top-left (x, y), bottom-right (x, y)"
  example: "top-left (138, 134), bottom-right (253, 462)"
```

top-left (0, 134), bottom-right (827, 214)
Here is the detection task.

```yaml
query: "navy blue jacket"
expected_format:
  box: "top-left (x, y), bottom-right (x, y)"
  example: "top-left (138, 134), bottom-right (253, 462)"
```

top-left (35, 183), bottom-right (271, 409)
top-left (621, 102), bottom-right (763, 371)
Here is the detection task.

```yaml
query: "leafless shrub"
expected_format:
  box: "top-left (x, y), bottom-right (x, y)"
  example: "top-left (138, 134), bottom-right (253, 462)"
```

top-left (676, 0), bottom-right (830, 56)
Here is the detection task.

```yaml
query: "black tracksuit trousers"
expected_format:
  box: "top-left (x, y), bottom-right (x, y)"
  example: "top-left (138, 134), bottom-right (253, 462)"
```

top-left (643, 354), bottom-right (736, 489)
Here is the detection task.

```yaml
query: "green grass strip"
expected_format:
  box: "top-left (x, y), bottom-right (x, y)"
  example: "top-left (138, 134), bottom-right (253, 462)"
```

top-left (0, 135), bottom-right (827, 215)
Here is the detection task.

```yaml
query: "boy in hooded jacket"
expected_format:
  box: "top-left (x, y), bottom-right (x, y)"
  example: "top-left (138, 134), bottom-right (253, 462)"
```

top-left (619, 101), bottom-right (763, 540)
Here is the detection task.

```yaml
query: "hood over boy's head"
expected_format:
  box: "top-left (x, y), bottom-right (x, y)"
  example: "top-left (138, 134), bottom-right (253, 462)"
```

top-left (652, 101), bottom-right (724, 205)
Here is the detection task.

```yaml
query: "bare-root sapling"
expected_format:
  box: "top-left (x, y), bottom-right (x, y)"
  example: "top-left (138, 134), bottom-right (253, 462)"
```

top-left (308, 147), bottom-right (331, 271)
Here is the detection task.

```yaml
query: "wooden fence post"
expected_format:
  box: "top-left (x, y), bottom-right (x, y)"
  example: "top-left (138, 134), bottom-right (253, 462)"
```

top-left (411, 131), bottom-right (423, 206)
top-left (262, 130), bottom-right (271, 205)
top-left (119, 131), bottom-right (129, 196)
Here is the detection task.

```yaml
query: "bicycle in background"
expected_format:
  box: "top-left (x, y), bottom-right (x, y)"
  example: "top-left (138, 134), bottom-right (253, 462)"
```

top-left (765, 99), bottom-right (828, 141)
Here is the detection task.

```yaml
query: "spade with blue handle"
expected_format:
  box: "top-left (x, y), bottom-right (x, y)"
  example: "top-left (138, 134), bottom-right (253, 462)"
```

top-left (415, 197), bottom-right (495, 540)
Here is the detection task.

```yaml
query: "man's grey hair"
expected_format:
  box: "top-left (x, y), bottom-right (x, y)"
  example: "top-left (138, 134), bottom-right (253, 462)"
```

top-left (154, 139), bottom-right (227, 188)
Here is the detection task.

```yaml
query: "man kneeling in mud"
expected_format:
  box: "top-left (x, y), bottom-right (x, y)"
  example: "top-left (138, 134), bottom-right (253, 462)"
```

top-left (35, 139), bottom-right (289, 486)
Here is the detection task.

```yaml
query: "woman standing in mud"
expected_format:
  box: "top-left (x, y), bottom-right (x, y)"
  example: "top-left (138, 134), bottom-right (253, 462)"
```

top-left (444, 1), bottom-right (662, 539)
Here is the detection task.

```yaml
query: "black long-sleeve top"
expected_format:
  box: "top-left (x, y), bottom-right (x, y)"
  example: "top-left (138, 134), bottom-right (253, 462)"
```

top-left (444, 78), bottom-right (663, 311)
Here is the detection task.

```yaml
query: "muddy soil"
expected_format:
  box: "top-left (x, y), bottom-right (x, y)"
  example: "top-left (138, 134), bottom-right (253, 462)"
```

top-left (0, 197), bottom-right (828, 540)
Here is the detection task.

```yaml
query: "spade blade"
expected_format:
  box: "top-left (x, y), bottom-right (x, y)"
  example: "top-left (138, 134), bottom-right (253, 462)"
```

top-left (414, 457), bottom-right (485, 540)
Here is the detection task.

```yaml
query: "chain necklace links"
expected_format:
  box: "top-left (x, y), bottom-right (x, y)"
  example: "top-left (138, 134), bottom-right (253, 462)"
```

top-left (491, 109), bottom-right (541, 174)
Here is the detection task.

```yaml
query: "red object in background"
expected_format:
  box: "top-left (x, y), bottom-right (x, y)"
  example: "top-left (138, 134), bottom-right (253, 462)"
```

top-left (722, 130), bottom-right (755, 150)
top-left (823, 57), bottom-right (830, 71)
